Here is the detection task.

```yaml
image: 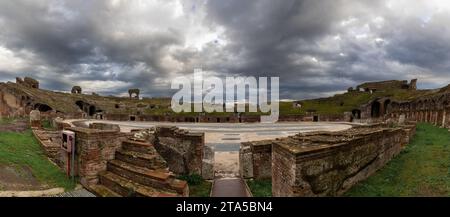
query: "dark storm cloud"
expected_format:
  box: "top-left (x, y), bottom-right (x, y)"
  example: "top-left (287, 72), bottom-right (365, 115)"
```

top-left (0, 0), bottom-right (449, 99)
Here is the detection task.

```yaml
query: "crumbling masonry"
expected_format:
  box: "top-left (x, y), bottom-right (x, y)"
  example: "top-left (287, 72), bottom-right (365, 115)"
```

top-left (240, 124), bottom-right (416, 196)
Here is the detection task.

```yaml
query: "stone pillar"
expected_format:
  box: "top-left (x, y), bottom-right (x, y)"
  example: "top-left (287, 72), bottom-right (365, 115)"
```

top-left (65, 127), bottom-right (128, 187)
top-left (399, 114), bottom-right (405, 124)
top-left (442, 109), bottom-right (446, 128)
top-left (436, 111), bottom-right (439, 125)
top-left (29, 110), bottom-right (41, 128)
top-left (239, 144), bottom-right (254, 178)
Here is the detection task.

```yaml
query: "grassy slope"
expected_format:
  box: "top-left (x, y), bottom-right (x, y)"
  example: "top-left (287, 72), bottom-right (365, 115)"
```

top-left (177, 174), bottom-right (212, 197)
top-left (346, 123), bottom-right (450, 196)
top-left (0, 129), bottom-right (76, 190)
top-left (247, 179), bottom-right (272, 197)
top-left (280, 89), bottom-right (432, 115)
top-left (244, 123), bottom-right (449, 197)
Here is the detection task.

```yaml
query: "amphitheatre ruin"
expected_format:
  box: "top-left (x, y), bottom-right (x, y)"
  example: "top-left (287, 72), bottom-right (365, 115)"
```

top-left (0, 76), bottom-right (449, 197)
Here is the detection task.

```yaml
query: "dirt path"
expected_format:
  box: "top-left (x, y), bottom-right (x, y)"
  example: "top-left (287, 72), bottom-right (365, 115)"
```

top-left (211, 178), bottom-right (250, 197)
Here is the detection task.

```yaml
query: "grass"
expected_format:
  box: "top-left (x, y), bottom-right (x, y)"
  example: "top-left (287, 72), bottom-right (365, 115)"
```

top-left (0, 117), bottom-right (25, 125)
top-left (41, 119), bottom-right (55, 130)
top-left (279, 89), bottom-right (432, 116)
top-left (346, 123), bottom-right (450, 196)
top-left (0, 118), bottom-right (14, 125)
top-left (177, 173), bottom-right (212, 197)
top-left (0, 129), bottom-right (76, 190)
top-left (246, 179), bottom-right (272, 197)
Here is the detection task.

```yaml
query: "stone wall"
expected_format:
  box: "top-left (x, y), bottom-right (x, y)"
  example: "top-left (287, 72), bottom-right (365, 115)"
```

top-left (89, 122), bottom-right (121, 131)
top-left (271, 124), bottom-right (416, 196)
top-left (239, 140), bottom-right (272, 179)
top-left (63, 127), bottom-right (129, 186)
top-left (32, 129), bottom-right (61, 164)
top-left (154, 126), bottom-right (204, 176)
top-left (386, 92), bottom-right (450, 128)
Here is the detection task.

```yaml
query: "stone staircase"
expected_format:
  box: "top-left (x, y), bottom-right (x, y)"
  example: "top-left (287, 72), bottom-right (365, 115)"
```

top-left (89, 140), bottom-right (189, 197)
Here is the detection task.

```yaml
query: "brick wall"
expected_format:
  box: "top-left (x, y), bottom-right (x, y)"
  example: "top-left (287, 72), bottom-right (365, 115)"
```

top-left (63, 127), bottom-right (130, 186)
top-left (239, 140), bottom-right (272, 179)
top-left (154, 126), bottom-right (204, 175)
top-left (272, 124), bottom-right (416, 196)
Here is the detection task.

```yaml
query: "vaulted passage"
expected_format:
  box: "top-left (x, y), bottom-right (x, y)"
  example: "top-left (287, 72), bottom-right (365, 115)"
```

top-left (371, 101), bottom-right (381, 118)
top-left (34, 103), bottom-right (52, 112)
top-left (383, 99), bottom-right (391, 115)
top-left (89, 105), bottom-right (96, 116)
top-left (352, 109), bottom-right (361, 119)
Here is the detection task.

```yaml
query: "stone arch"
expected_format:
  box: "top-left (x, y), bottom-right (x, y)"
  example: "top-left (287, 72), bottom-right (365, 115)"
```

top-left (351, 109), bottom-right (361, 119)
top-left (128, 89), bottom-right (140, 99)
top-left (383, 99), bottom-right (391, 114)
top-left (71, 86), bottom-right (82, 94)
top-left (371, 101), bottom-right (381, 118)
top-left (88, 105), bottom-right (96, 116)
top-left (34, 103), bottom-right (52, 112)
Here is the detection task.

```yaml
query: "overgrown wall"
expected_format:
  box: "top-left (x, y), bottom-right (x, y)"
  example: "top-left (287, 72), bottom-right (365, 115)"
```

top-left (272, 124), bottom-right (416, 196)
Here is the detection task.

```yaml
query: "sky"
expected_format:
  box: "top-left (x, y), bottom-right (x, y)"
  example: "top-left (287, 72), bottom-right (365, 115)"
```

top-left (1, 0), bottom-right (450, 100)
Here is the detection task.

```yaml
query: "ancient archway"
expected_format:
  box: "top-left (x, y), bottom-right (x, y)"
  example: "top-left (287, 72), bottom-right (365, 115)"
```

top-left (88, 105), bottom-right (96, 116)
top-left (34, 103), bottom-right (52, 112)
top-left (128, 89), bottom-right (140, 99)
top-left (352, 109), bottom-right (361, 119)
top-left (371, 101), bottom-right (381, 118)
top-left (71, 86), bottom-right (82, 94)
top-left (383, 99), bottom-right (391, 115)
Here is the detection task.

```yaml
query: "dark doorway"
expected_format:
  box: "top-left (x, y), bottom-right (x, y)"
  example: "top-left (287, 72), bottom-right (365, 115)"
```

top-left (217, 118), bottom-right (220, 123)
top-left (88, 105), bottom-right (96, 116)
top-left (352, 109), bottom-right (361, 119)
top-left (34, 103), bottom-right (52, 112)
top-left (75, 101), bottom-right (84, 110)
top-left (130, 116), bottom-right (136, 121)
top-left (383, 99), bottom-right (391, 115)
top-left (313, 115), bottom-right (319, 122)
top-left (371, 101), bottom-right (381, 118)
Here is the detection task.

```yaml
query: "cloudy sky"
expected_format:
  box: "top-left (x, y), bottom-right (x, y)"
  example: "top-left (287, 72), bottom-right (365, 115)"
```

top-left (1, 0), bottom-right (450, 99)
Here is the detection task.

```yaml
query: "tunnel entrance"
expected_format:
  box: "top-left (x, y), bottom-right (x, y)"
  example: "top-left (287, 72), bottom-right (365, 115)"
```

top-left (371, 101), bottom-right (381, 118)
top-left (88, 105), bottom-right (96, 116)
top-left (313, 115), bottom-right (319, 122)
top-left (34, 103), bottom-right (52, 112)
top-left (383, 99), bottom-right (391, 115)
top-left (352, 109), bottom-right (361, 119)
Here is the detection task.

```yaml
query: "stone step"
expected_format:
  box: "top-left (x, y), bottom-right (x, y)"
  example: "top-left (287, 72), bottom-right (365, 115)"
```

top-left (99, 171), bottom-right (179, 197)
top-left (107, 159), bottom-right (188, 196)
top-left (121, 140), bottom-right (156, 154)
top-left (89, 184), bottom-right (121, 197)
top-left (115, 149), bottom-right (167, 170)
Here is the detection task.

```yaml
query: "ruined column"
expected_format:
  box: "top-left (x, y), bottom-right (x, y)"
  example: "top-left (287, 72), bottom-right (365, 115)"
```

top-left (29, 110), bottom-right (41, 128)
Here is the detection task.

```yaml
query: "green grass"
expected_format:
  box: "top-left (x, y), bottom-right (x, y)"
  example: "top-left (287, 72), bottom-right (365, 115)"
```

top-left (346, 123), bottom-right (450, 196)
top-left (177, 174), bottom-right (212, 197)
top-left (279, 89), bottom-right (432, 116)
top-left (247, 179), bottom-right (272, 197)
top-left (0, 117), bottom-right (24, 125)
top-left (41, 119), bottom-right (55, 130)
top-left (0, 130), bottom-right (76, 190)
top-left (0, 118), bottom-right (13, 125)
